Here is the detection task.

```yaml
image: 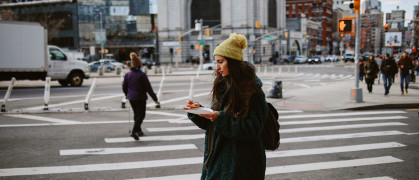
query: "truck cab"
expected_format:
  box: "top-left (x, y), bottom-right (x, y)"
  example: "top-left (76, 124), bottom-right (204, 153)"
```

top-left (47, 45), bottom-right (90, 86)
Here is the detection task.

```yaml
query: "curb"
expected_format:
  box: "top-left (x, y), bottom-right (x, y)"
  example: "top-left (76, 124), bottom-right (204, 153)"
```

top-left (344, 103), bottom-right (419, 110)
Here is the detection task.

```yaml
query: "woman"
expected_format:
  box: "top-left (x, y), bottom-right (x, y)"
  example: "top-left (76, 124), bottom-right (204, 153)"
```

top-left (397, 52), bottom-right (414, 95)
top-left (185, 33), bottom-right (268, 179)
top-left (122, 52), bottom-right (159, 140)
top-left (364, 55), bottom-right (379, 93)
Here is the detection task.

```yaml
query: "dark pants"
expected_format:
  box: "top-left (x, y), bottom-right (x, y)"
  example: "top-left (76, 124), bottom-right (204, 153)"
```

top-left (366, 78), bottom-right (374, 93)
top-left (400, 73), bottom-right (410, 91)
top-left (382, 74), bottom-right (393, 94)
top-left (130, 100), bottom-right (146, 134)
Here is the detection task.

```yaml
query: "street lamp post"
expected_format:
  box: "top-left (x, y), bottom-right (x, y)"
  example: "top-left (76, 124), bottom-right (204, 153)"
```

top-left (100, 12), bottom-right (104, 59)
top-left (351, 11), bottom-right (363, 103)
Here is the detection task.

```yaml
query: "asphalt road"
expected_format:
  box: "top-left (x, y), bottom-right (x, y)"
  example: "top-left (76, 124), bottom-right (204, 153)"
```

top-left (1, 64), bottom-right (418, 179)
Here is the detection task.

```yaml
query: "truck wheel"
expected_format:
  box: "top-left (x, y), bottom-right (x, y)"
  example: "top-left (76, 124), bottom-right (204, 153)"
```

top-left (58, 80), bottom-right (69, 87)
top-left (69, 72), bottom-right (83, 87)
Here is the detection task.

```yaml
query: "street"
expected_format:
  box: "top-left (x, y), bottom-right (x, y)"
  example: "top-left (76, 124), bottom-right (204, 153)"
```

top-left (0, 64), bottom-right (418, 179)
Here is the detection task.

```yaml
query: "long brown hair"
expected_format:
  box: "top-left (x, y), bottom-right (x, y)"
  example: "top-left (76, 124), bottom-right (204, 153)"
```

top-left (211, 57), bottom-right (260, 114)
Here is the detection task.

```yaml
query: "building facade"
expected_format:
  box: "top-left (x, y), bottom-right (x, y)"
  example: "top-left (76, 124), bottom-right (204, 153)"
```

top-left (286, 0), bottom-right (333, 54)
top-left (157, 0), bottom-right (287, 63)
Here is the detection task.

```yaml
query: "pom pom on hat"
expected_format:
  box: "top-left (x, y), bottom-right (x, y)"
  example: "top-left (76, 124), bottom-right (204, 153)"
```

top-left (213, 33), bottom-right (247, 61)
top-left (130, 52), bottom-right (142, 68)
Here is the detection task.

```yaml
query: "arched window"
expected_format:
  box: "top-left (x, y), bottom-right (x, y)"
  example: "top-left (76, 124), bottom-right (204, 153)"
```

top-left (268, 0), bottom-right (277, 28)
top-left (191, 0), bottom-right (221, 28)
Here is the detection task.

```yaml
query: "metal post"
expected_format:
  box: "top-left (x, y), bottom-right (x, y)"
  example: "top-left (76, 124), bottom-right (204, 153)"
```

top-left (1, 77), bottom-right (15, 112)
top-left (100, 12), bottom-right (104, 59)
top-left (199, 19), bottom-right (204, 68)
top-left (351, 12), bottom-right (363, 103)
top-left (188, 77), bottom-right (195, 101)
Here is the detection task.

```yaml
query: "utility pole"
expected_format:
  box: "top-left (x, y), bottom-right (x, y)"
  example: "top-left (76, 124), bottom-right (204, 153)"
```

top-left (351, 0), bottom-right (363, 103)
top-left (100, 12), bottom-right (104, 59)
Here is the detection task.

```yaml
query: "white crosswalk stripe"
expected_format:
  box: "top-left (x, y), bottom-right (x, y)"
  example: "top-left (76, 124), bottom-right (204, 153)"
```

top-left (0, 110), bottom-right (412, 179)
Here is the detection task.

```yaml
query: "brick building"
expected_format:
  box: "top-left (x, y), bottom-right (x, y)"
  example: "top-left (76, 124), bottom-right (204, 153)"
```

top-left (286, 0), bottom-right (333, 53)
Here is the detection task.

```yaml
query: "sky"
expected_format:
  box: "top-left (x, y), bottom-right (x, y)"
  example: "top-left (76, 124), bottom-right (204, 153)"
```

top-left (364, 0), bottom-right (418, 25)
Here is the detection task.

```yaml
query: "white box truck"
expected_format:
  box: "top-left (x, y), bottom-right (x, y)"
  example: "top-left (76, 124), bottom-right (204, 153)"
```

top-left (0, 21), bottom-right (90, 86)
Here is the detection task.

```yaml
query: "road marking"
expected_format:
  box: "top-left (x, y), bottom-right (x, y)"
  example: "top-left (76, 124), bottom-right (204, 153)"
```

top-left (0, 157), bottom-right (203, 177)
top-left (265, 156), bottom-right (402, 175)
top-left (145, 122), bottom-right (406, 133)
top-left (281, 116), bottom-right (408, 125)
top-left (131, 156), bottom-right (402, 180)
top-left (105, 130), bottom-right (405, 143)
top-left (60, 144), bottom-right (197, 156)
top-left (147, 126), bottom-right (200, 132)
top-left (0, 141), bottom-right (404, 177)
top-left (278, 111), bottom-right (406, 119)
top-left (146, 92), bottom-right (210, 107)
top-left (5, 114), bottom-right (78, 124)
top-left (105, 134), bottom-right (206, 143)
top-left (277, 110), bottom-right (304, 113)
top-left (281, 131), bottom-right (405, 143)
top-left (146, 111), bottom-right (186, 118)
top-left (280, 122), bottom-right (407, 134)
top-left (266, 142), bottom-right (405, 158)
top-left (352, 176), bottom-right (396, 180)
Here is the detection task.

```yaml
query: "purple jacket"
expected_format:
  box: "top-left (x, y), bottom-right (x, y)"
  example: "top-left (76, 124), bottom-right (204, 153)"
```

top-left (122, 68), bottom-right (158, 101)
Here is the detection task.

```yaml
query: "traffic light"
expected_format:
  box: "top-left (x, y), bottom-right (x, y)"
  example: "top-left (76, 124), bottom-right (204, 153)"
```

top-left (255, 20), bottom-right (261, 29)
top-left (349, 0), bottom-right (360, 14)
top-left (204, 28), bottom-right (211, 37)
top-left (178, 35), bottom-right (182, 42)
top-left (385, 23), bottom-right (389, 32)
top-left (338, 19), bottom-right (352, 33)
top-left (340, 33), bottom-right (344, 40)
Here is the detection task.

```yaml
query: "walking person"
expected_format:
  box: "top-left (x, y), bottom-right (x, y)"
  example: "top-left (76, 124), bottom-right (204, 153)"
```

top-left (122, 52), bottom-right (159, 140)
top-left (359, 57), bottom-right (366, 81)
top-left (364, 55), bottom-right (380, 93)
top-left (185, 33), bottom-right (268, 179)
top-left (380, 54), bottom-right (398, 95)
top-left (397, 52), bottom-right (415, 95)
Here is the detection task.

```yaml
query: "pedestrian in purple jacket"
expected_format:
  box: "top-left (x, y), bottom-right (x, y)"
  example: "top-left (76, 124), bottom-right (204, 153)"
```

top-left (122, 52), bottom-right (159, 140)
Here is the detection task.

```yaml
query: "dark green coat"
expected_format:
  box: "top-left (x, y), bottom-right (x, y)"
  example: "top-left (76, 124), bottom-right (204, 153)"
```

top-left (188, 79), bottom-right (268, 180)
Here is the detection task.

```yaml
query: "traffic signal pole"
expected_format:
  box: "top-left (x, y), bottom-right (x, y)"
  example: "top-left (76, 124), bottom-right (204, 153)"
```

top-left (351, 10), bottom-right (363, 103)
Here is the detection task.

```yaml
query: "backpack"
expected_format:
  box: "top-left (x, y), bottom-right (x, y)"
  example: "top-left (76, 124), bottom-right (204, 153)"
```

top-left (261, 102), bottom-right (280, 151)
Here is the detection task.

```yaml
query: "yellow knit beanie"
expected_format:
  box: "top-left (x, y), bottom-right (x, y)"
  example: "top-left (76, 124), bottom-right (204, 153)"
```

top-left (213, 33), bottom-right (247, 61)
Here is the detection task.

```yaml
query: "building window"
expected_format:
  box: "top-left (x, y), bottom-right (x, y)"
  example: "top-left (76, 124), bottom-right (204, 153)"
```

top-left (268, 0), bottom-right (277, 28)
top-left (191, 0), bottom-right (221, 28)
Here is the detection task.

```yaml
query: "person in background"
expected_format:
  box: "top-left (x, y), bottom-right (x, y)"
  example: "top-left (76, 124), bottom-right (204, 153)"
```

top-left (359, 57), bottom-right (366, 82)
top-left (397, 52), bottom-right (414, 95)
top-left (185, 33), bottom-right (268, 179)
top-left (364, 55), bottom-right (379, 93)
top-left (380, 54), bottom-right (398, 95)
top-left (122, 52), bottom-right (159, 140)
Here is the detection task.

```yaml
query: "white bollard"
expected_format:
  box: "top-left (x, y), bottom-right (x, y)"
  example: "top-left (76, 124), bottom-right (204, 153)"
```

top-left (288, 65), bottom-right (291, 72)
top-left (196, 64), bottom-right (202, 79)
top-left (1, 77), bottom-right (16, 112)
top-left (258, 65), bottom-right (261, 73)
top-left (120, 72), bottom-right (124, 81)
top-left (271, 66), bottom-right (274, 73)
top-left (295, 66), bottom-right (298, 73)
top-left (162, 67), bottom-right (166, 79)
top-left (156, 77), bottom-right (165, 101)
top-left (278, 66), bottom-right (282, 74)
top-left (43, 77), bottom-right (51, 111)
top-left (143, 67), bottom-right (148, 74)
top-left (264, 65), bottom-right (267, 76)
top-left (188, 77), bottom-right (195, 101)
top-left (84, 78), bottom-right (97, 110)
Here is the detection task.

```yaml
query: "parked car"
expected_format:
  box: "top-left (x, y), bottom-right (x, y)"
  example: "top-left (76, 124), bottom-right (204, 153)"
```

top-left (344, 53), bottom-right (355, 62)
top-left (293, 55), bottom-right (307, 64)
top-left (89, 61), bottom-right (115, 72)
top-left (325, 55), bottom-right (337, 62)
top-left (99, 59), bottom-right (125, 69)
top-left (308, 56), bottom-right (322, 64)
top-left (141, 57), bottom-right (155, 69)
top-left (202, 62), bottom-right (217, 70)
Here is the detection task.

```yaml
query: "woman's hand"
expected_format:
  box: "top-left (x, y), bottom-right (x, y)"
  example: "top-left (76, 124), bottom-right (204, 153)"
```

top-left (200, 111), bottom-right (219, 122)
top-left (184, 100), bottom-right (200, 110)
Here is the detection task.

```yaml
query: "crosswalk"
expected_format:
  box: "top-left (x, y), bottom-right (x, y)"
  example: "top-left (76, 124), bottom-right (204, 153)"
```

top-left (0, 109), bottom-right (413, 179)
